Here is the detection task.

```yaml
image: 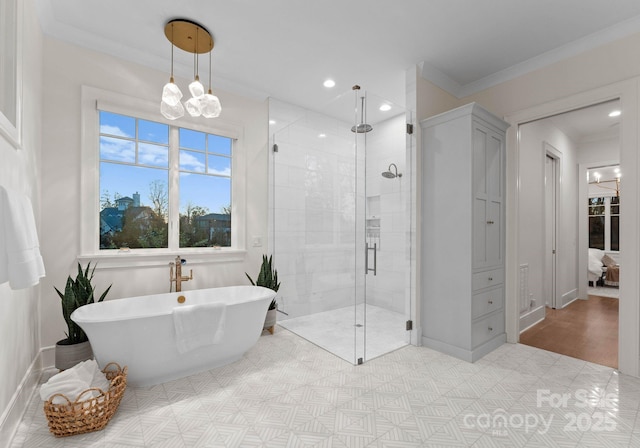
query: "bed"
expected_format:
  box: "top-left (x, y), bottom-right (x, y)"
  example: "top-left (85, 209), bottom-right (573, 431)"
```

top-left (588, 248), bottom-right (619, 287)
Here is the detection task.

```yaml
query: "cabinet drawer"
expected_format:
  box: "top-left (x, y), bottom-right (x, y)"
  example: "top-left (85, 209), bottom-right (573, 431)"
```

top-left (472, 287), bottom-right (504, 319)
top-left (472, 268), bottom-right (504, 291)
top-left (472, 312), bottom-right (505, 348)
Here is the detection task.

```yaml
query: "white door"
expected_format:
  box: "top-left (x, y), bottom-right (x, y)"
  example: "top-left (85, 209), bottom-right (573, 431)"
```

top-left (544, 155), bottom-right (558, 308)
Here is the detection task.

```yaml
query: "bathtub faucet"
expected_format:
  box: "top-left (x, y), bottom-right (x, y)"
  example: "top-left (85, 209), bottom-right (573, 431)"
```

top-left (170, 256), bottom-right (193, 292)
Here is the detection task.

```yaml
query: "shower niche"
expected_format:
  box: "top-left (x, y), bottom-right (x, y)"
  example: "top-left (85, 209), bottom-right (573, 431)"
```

top-left (269, 88), bottom-right (414, 364)
top-left (366, 195), bottom-right (380, 250)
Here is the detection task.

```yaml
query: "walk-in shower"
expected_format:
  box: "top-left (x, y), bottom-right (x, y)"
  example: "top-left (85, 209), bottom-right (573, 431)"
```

top-left (269, 88), bottom-right (414, 364)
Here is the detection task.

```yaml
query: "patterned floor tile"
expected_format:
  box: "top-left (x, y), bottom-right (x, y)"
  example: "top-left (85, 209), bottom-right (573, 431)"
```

top-left (369, 425), bottom-right (423, 447)
top-left (9, 333), bottom-right (640, 448)
top-left (396, 413), bottom-right (451, 443)
top-left (426, 417), bottom-right (485, 447)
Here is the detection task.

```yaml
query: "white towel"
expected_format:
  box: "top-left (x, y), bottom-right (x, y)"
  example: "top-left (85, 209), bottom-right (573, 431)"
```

top-left (0, 185), bottom-right (45, 289)
top-left (40, 359), bottom-right (109, 404)
top-left (173, 302), bottom-right (226, 354)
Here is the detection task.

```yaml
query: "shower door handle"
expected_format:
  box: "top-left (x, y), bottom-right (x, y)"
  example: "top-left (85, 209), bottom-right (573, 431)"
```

top-left (366, 243), bottom-right (377, 276)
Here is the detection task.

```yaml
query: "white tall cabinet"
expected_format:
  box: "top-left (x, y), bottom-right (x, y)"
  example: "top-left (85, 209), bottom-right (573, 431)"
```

top-left (420, 103), bottom-right (509, 362)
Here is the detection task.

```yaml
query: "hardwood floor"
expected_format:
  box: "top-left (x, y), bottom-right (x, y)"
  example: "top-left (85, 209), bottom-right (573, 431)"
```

top-left (519, 295), bottom-right (619, 369)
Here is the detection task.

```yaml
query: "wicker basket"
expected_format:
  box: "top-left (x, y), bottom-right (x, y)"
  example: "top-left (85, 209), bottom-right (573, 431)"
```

top-left (43, 362), bottom-right (127, 438)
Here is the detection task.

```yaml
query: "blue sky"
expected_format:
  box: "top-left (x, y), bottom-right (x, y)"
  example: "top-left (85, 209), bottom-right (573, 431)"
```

top-left (99, 111), bottom-right (231, 215)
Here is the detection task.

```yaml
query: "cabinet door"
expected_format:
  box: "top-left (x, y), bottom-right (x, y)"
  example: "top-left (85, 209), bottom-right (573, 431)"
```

top-left (486, 129), bottom-right (503, 266)
top-left (472, 122), bottom-right (504, 268)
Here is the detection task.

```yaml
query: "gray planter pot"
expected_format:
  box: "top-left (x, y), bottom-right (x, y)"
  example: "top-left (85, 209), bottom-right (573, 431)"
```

top-left (55, 339), bottom-right (93, 370)
top-left (264, 308), bottom-right (277, 334)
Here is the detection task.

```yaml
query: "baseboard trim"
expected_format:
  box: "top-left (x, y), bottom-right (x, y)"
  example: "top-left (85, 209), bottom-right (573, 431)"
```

top-left (421, 334), bottom-right (506, 363)
top-left (0, 350), bottom-right (45, 447)
top-left (560, 289), bottom-right (578, 308)
top-left (519, 306), bottom-right (545, 333)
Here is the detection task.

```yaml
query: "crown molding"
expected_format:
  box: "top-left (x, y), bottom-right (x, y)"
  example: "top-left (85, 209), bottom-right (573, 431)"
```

top-left (421, 15), bottom-right (640, 99)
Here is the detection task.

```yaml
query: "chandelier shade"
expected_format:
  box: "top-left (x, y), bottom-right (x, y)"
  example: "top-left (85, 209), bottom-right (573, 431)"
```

top-left (162, 78), bottom-right (183, 107)
top-left (160, 19), bottom-right (221, 121)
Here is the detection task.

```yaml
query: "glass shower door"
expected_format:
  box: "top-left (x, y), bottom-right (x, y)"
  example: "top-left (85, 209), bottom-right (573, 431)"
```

top-left (356, 89), bottom-right (413, 363)
top-left (270, 89), bottom-right (412, 364)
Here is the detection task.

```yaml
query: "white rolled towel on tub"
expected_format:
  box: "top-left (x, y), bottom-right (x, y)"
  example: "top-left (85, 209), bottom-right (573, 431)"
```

top-left (173, 302), bottom-right (227, 354)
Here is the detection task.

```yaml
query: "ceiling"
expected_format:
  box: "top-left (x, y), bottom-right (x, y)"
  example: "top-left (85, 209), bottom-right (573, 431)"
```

top-left (547, 99), bottom-right (621, 143)
top-left (36, 0), bottom-right (640, 112)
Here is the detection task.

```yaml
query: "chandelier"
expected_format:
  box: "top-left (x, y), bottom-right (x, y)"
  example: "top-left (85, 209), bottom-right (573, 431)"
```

top-left (161, 19), bottom-right (221, 120)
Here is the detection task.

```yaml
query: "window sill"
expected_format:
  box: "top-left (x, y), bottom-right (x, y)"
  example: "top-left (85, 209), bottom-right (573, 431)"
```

top-left (77, 249), bottom-right (247, 270)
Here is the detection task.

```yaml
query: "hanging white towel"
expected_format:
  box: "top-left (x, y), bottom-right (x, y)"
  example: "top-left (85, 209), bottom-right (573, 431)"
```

top-left (172, 302), bottom-right (227, 354)
top-left (0, 185), bottom-right (45, 289)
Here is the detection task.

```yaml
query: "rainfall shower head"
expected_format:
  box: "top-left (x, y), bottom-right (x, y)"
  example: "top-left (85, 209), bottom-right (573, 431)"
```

top-left (382, 163), bottom-right (402, 179)
top-left (351, 96), bottom-right (373, 133)
top-left (351, 123), bottom-right (373, 133)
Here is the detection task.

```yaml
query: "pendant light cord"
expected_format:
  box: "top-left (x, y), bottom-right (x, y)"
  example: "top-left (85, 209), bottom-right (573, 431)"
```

top-left (170, 23), bottom-right (175, 82)
top-left (208, 44), bottom-right (212, 93)
top-left (195, 26), bottom-right (199, 80)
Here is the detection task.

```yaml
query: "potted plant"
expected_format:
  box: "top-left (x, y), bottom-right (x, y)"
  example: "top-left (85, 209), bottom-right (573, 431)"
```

top-left (246, 255), bottom-right (280, 334)
top-left (54, 262), bottom-right (111, 370)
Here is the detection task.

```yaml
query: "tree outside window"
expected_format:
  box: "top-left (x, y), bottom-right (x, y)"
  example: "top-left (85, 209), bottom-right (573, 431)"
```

top-left (98, 111), bottom-right (233, 250)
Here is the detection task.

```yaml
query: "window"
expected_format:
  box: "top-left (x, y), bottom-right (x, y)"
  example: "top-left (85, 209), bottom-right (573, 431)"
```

top-left (611, 196), bottom-right (620, 251)
top-left (588, 196), bottom-right (620, 251)
top-left (98, 110), bottom-right (233, 251)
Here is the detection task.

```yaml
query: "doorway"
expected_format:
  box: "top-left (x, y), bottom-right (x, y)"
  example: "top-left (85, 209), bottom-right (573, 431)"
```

top-left (516, 100), bottom-right (621, 368)
top-left (544, 150), bottom-right (559, 309)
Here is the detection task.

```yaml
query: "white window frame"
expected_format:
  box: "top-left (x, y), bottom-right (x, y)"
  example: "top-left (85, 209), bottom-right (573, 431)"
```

top-left (588, 195), bottom-right (620, 253)
top-left (80, 86), bottom-right (246, 268)
top-left (0, 0), bottom-right (22, 148)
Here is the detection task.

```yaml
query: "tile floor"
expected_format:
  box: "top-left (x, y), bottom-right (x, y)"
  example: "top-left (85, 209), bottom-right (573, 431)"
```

top-left (10, 327), bottom-right (640, 447)
top-left (278, 304), bottom-right (408, 363)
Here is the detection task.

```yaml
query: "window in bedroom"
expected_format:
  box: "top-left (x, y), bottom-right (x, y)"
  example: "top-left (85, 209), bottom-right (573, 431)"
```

top-left (588, 196), bottom-right (619, 251)
top-left (610, 196), bottom-right (620, 251)
top-left (99, 111), bottom-right (233, 250)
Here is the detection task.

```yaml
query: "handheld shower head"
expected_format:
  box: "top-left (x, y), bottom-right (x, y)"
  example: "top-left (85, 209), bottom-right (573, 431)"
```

top-left (381, 163), bottom-right (402, 179)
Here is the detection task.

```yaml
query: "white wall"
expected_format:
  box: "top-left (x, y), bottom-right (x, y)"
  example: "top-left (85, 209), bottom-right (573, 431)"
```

top-left (365, 114), bottom-right (407, 314)
top-left (39, 38), bottom-right (269, 348)
top-left (578, 137), bottom-right (619, 166)
top-left (0, 0), bottom-right (43, 437)
top-left (518, 119), bottom-right (578, 329)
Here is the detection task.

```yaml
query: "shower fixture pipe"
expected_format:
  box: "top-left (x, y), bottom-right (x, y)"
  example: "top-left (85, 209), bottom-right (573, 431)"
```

top-left (351, 94), bottom-right (373, 133)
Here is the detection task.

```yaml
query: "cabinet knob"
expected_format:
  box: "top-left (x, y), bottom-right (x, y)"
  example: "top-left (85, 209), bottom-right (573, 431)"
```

top-left (487, 220), bottom-right (494, 224)
top-left (488, 300), bottom-right (493, 305)
top-left (488, 326), bottom-right (493, 332)
top-left (488, 277), bottom-right (493, 281)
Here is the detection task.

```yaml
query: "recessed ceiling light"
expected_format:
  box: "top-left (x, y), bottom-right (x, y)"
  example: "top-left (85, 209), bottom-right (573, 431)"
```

top-left (318, 133), bottom-right (326, 138)
top-left (379, 104), bottom-right (391, 112)
top-left (269, 120), bottom-right (276, 125)
top-left (323, 79), bottom-right (335, 88)
top-left (609, 110), bottom-right (621, 117)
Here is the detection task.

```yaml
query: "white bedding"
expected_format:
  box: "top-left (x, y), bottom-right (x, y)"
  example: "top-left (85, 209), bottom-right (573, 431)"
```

top-left (588, 248), bottom-right (605, 284)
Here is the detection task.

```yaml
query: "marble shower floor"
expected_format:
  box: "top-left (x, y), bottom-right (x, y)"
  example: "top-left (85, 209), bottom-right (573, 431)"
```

top-left (11, 328), bottom-right (640, 447)
top-left (278, 304), bottom-right (409, 363)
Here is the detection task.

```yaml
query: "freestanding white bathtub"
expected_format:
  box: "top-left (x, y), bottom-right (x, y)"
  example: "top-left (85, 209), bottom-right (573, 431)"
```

top-left (71, 285), bottom-right (275, 387)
